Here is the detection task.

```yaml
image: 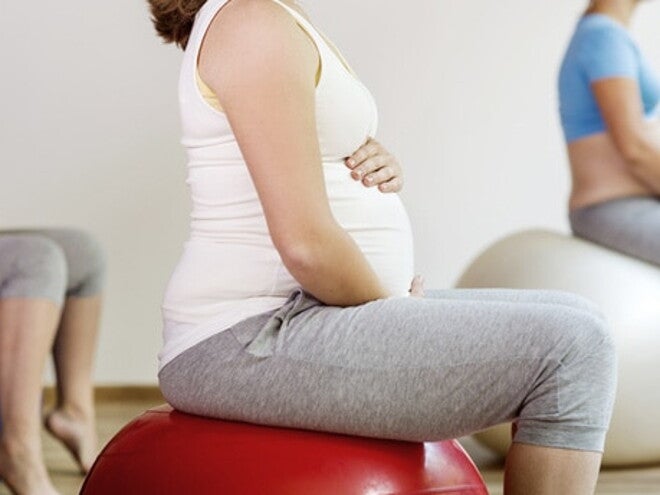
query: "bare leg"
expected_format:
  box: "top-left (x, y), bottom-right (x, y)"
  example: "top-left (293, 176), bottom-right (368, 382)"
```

top-left (0, 299), bottom-right (61, 495)
top-left (504, 443), bottom-right (601, 495)
top-left (44, 295), bottom-right (101, 474)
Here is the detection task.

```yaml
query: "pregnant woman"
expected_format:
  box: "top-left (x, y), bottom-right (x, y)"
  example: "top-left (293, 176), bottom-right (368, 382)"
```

top-left (560, 0), bottom-right (660, 265)
top-left (150, 1), bottom-right (617, 493)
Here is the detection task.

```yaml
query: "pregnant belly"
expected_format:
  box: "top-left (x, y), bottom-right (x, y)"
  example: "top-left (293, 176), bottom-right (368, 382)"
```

top-left (324, 164), bottom-right (415, 296)
top-left (166, 163), bottom-right (416, 318)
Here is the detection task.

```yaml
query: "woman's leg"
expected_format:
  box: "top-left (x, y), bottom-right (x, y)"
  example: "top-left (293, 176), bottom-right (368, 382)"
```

top-left (36, 229), bottom-right (105, 474)
top-left (433, 288), bottom-right (607, 493)
top-left (431, 294), bottom-right (606, 494)
top-left (426, 288), bottom-right (605, 320)
top-left (429, 289), bottom-right (608, 493)
top-left (505, 443), bottom-right (601, 495)
top-left (570, 195), bottom-right (660, 266)
top-left (44, 295), bottom-right (102, 474)
top-left (160, 290), bottom-right (616, 495)
top-left (0, 235), bottom-right (67, 495)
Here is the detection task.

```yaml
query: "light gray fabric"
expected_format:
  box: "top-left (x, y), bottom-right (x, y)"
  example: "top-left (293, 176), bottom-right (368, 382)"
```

top-left (0, 235), bottom-right (67, 304)
top-left (570, 195), bottom-right (660, 266)
top-left (159, 288), bottom-right (617, 452)
top-left (0, 228), bottom-right (105, 304)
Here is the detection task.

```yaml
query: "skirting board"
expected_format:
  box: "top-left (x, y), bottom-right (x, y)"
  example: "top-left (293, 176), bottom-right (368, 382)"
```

top-left (43, 385), bottom-right (164, 404)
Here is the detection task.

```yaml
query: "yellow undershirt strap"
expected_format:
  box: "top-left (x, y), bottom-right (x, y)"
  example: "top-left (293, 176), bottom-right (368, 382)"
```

top-left (196, 69), bottom-right (223, 112)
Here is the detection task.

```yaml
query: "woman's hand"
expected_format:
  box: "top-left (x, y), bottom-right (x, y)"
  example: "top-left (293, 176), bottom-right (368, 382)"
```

top-left (345, 138), bottom-right (403, 193)
top-left (409, 275), bottom-right (425, 298)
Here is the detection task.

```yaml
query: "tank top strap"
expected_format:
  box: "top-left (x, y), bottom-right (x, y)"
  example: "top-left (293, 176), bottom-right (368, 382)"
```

top-left (187, 0), bottom-right (230, 61)
top-left (264, 1), bottom-right (313, 35)
top-left (267, 2), bottom-right (327, 53)
top-left (267, 0), bottom-right (358, 79)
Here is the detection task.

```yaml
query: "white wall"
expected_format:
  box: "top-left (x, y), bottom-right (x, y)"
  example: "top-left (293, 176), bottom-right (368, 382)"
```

top-left (1, 1), bottom-right (659, 384)
top-left (0, 1), bottom-right (188, 384)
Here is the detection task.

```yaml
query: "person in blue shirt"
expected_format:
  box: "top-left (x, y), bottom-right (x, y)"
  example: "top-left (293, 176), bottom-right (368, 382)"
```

top-left (559, 0), bottom-right (660, 266)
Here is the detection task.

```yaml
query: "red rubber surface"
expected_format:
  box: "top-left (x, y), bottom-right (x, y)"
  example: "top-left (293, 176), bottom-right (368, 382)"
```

top-left (81, 405), bottom-right (489, 495)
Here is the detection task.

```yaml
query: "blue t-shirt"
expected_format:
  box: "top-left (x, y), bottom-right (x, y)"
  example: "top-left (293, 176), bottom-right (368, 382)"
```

top-left (558, 14), bottom-right (660, 143)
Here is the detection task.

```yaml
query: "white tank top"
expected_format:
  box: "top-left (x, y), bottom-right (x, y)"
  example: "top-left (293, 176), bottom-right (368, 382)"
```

top-left (159, 0), bottom-right (415, 369)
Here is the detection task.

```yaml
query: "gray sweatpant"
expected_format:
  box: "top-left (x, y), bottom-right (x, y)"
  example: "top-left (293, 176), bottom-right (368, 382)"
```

top-left (570, 195), bottom-right (660, 266)
top-left (159, 288), bottom-right (617, 452)
top-left (0, 228), bottom-right (105, 305)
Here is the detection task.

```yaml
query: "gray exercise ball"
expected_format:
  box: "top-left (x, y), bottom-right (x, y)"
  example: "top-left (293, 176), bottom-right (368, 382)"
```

top-left (456, 229), bottom-right (660, 467)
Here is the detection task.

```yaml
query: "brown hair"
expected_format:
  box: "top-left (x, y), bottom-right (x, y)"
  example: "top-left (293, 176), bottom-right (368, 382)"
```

top-left (147, 0), bottom-right (208, 49)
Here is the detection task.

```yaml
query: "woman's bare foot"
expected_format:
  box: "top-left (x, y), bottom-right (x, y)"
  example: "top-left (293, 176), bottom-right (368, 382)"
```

top-left (43, 408), bottom-right (98, 474)
top-left (0, 437), bottom-right (60, 495)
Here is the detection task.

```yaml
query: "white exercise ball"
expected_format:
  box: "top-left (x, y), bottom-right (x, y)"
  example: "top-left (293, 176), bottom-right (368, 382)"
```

top-left (456, 229), bottom-right (660, 467)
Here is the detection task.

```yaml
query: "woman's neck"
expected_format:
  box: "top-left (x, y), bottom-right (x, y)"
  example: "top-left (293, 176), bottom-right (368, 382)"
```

top-left (586, 0), bottom-right (638, 26)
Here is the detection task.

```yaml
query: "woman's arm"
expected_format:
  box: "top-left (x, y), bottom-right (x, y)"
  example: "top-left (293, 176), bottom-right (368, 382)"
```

top-left (199, 0), bottom-right (389, 306)
top-left (592, 78), bottom-right (660, 192)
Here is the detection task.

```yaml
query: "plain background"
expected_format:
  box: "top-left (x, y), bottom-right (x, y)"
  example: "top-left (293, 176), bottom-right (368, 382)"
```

top-left (1, 0), bottom-right (659, 385)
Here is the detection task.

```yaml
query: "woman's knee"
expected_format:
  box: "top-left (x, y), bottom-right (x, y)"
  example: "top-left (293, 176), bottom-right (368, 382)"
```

top-left (569, 311), bottom-right (617, 421)
top-left (546, 306), bottom-right (616, 397)
top-left (517, 308), bottom-right (617, 451)
top-left (46, 228), bottom-right (106, 297)
top-left (0, 235), bottom-right (68, 304)
top-left (565, 307), bottom-right (616, 370)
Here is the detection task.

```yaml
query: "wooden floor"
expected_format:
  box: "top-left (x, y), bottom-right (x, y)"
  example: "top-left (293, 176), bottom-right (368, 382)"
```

top-left (1, 397), bottom-right (659, 495)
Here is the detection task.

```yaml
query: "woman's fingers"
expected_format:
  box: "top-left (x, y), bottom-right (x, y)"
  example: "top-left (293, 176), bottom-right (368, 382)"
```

top-left (378, 175), bottom-right (403, 193)
top-left (350, 154), bottom-right (387, 181)
top-left (363, 165), bottom-right (394, 186)
top-left (346, 138), bottom-right (379, 169)
top-left (409, 275), bottom-right (425, 298)
top-left (362, 159), bottom-right (396, 182)
top-left (345, 138), bottom-right (404, 193)
top-left (364, 163), bottom-right (403, 192)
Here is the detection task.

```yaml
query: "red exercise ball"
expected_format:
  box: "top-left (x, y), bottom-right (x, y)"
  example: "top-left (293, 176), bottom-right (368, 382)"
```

top-left (81, 405), bottom-right (488, 495)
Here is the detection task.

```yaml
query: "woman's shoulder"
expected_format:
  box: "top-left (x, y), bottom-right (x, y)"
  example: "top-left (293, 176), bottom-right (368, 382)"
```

top-left (200, 0), bottom-right (314, 62)
top-left (199, 0), bottom-right (318, 92)
top-left (575, 14), bottom-right (632, 43)
top-left (569, 14), bottom-right (637, 63)
top-left (210, 0), bottom-right (300, 35)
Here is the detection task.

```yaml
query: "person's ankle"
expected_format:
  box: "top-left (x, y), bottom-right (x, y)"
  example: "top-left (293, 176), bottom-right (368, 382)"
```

top-left (0, 429), bottom-right (41, 453)
top-left (56, 402), bottom-right (95, 422)
top-left (0, 439), bottom-right (60, 495)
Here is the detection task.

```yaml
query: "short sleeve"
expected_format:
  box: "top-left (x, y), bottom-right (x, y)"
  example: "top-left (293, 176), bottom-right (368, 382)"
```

top-left (578, 24), bottom-right (638, 82)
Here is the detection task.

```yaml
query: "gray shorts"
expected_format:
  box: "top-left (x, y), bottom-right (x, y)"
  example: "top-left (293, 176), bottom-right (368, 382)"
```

top-left (570, 195), bottom-right (660, 266)
top-left (0, 228), bottom-right (105, 305)
top-left (160, 288), bottom-right (616, 452)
